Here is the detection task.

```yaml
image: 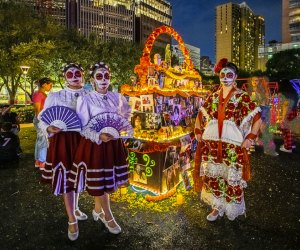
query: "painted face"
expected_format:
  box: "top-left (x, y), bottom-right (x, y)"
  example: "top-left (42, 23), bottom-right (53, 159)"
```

top-left (219, 67), bottom-right (236, 86)
top-left (93, 68), bottom-right (110, 91)
top-left (65, 67), bottom-right (83, 87)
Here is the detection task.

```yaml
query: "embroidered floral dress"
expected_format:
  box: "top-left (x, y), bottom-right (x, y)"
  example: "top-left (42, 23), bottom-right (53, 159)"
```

top-left (194, 87), bottom-right (260, 220)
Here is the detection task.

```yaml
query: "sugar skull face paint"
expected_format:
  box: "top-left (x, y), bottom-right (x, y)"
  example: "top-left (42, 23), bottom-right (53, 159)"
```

top-left (94, 68), bottom-right (110, 92)
top-left (219, 67), bottom-right (236, 86)
top-left (65, 67), bottom-right (84, 87)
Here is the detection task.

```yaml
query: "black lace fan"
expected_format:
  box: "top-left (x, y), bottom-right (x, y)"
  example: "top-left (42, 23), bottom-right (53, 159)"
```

top-left (40, 106), bottom-right (82, 132)
top-left (87, 112), bottom-right (133, 139)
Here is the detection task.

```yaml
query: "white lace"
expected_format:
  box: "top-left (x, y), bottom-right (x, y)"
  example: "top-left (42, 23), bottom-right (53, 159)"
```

top-left (201, 189), bottom-right (246, 220)
top-left (81, 126), bottom-right (102, 144)
top-left (200, 161), bottom-right (247, 187)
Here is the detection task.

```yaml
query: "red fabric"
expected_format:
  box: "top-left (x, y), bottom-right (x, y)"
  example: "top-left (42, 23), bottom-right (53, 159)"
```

top-left (287, 109), bottom-right (297, 121)
top-left (68, 137), bottom-right (129, 196)
top-left (41, 131), bottom-right (81, 195)
top-left (216, 87), bottom-right (235, 162)
top-left (32, 91), bottom-right (47, 108)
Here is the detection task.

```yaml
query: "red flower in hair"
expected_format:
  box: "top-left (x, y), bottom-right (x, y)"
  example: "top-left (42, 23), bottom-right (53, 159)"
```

top-left (214, 58), bottom-right (228, 74)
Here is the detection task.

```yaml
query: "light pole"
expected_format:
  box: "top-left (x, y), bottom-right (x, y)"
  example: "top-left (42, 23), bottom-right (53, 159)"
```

top-left (20, 65), bottom-right (30, 105)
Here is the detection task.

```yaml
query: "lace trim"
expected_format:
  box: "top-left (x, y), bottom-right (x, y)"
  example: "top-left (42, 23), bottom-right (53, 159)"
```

top-left (81, 126), bottom-right (102, 144)
top-left (200, 161), bottom-right (248, 187)
top-left (240, 107), bottom-right (261, 136)
top-left (201, 189), bottom-right (246, 220)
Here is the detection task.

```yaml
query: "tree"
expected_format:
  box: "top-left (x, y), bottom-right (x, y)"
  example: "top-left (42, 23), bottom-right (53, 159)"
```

top-left (0, 1), bottom-right (61, 103)
top-left (266, 48), bottom-right (300, 81)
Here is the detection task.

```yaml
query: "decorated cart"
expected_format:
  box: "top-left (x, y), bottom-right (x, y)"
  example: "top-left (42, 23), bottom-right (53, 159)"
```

top-left (121, 26), bottom-right (209, 196)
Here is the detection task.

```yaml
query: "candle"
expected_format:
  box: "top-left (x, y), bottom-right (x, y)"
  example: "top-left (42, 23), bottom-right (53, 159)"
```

top-left (120, 186), bottom-right (128, 195)
top-left (176, 193), bottom-right (184, 205)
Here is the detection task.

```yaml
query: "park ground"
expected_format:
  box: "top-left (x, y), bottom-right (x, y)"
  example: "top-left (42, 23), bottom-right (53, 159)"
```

top-left (0, 126), bottom-right (299, 250)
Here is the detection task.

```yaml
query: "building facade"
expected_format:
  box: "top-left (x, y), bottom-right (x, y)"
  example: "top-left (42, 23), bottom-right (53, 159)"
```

top-left (282, 0), bottom-right (300, 43)
top-left (134, 0), bottom-right (172, 48)
top-left (200, 56), bottom-right (213, 76)
top-left (172, 44), bottom-right (200, 71)
top-left (215, 2), bottom-right (265, 71)
top-left (19, 0), bottom-right (172, 45)
top-left (258, 41), bottom-right (300, 71)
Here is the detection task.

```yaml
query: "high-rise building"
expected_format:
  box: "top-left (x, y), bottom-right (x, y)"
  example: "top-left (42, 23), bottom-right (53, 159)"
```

top-left (282, 0), bottom-right (300, 43)
top-left (200, 56), bottom-right (213, 76)
top-left (215, 2), bottom-right (265, 71)
top-left (20, 0), bottom-right (135, 42)
top-left (134, 0), bottom-right (172, 47)
top-left (258, 41), bottom-right (300, 71)
top-left (19, 0), bottom-right (172, 45)
top-left (171, 44), bottom-right (200, 71)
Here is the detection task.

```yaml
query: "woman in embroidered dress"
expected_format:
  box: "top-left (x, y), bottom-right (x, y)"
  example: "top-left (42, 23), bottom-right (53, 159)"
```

top-left (68, 62), bottom-right (131, 234)
top-left (39, 63), bottom-right (89, 240)
top-left (193, 58), bottom-right (262, 221)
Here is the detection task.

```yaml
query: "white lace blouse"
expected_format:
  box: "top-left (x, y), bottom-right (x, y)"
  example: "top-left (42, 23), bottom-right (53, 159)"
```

top-left (76, 90), bottom-right (131, 144)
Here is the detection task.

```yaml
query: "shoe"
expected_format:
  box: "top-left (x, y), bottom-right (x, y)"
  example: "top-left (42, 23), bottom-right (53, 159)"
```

top-left (279, 145), bottom-right (292, 153)
top-left (39, 162), bottom-right (45, 169)
top-left (34, 160), bottom-right (40, 168)
top-left (264, 151), bottom-right (279, 156)
top-left (75, 209), bottom-right (88, 221)
top-left (206, 209), bottom-right (224, 222)
top-left (105, 218), bottom-right (122, 234)
top-left (92, 209), bottom-right (106, 224)
top-left (68, 220), bottom-right (79, 241)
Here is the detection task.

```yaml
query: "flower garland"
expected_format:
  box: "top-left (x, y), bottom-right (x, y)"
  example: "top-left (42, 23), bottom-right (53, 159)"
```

top-left (145, 186), bottom-right (177, 201)
top-left (121, 84), bottom-right (208, 98)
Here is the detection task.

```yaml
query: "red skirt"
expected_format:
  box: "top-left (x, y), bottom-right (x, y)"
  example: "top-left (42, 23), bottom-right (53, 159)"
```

top-left (68, 137), bottom-right (129, 196)
top-left (41, 131), bottom-right (81, 195)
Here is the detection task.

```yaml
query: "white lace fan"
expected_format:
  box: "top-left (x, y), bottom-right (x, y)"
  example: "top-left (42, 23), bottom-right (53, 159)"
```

top-left (40, 106), bottom-right (82, 132)
top-left (87, 112), bottom-right (133, 139)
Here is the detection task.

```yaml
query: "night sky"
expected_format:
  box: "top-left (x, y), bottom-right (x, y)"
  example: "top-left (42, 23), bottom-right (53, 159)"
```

top-left (169, 0), bottom-right (282, 62)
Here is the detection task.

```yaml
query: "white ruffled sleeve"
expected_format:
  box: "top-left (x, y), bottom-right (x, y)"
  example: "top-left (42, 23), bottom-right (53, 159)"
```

top-left (118, 94), bottom-right (131, 119)
top-left (77, 95), bottom-right (102, 145)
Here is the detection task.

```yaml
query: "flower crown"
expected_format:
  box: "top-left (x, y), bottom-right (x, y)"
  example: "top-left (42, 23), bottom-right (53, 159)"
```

top-left (89, 62), bottom-right (110, 77)
top-left (214, 58), bottom-right (238, 74)
top-left (62, 63), bottom-right (84, 74)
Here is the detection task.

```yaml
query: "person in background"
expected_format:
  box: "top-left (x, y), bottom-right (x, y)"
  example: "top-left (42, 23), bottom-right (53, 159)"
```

top-left (0, 104), bottom-right (20, 135)
top-left (68, 62), bottom-right (131, 235)
top-left (0, 122), bottom-right (20, 163)
top-left (247, 76), bottom-right (278, 156)
top-left (32, 77), bottom-right (53, 168)
top-left (194, 58), bottom-right (261, 221)
top-left (38, 63), bottom-right (89, 241)
top-left (279, 79), bottom-right (299, 153)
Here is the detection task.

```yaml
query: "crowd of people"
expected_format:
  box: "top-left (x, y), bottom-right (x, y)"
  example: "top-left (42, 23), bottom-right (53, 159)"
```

top-left (0, 58), bottom-right (299, 240)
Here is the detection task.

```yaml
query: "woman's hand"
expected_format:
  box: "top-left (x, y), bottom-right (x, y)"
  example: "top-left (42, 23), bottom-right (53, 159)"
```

top-left (47, 125), bottom-right (62, 134)
top-left (100, 133), bottom-right (115, 142)
top-left (241, 139), bottom-right (253, 150)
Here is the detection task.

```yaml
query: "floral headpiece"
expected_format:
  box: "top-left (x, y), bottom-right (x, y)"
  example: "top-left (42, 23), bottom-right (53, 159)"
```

top-left (89, 62), bottom-right (110, 77)
top-left (62, 63), bottom-right (84, 74)
top-left (214, 58), bottom-right (238, 74)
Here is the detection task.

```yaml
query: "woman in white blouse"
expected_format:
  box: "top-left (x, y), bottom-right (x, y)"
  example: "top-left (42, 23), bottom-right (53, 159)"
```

top-left (68, 62), bottom-right (131, 235)
top-left (39, 63), bottom-right (89, 241)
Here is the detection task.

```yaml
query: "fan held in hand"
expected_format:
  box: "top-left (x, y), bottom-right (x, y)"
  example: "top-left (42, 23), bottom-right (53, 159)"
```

top-left (40, 106), bottom-right (82, 132)
top-left (87, 112), bottom-right (133, 139)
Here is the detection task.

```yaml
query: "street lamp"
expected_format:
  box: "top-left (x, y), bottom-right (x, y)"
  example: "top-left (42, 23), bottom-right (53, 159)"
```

top-left (20, 65), bottom-right (30, 105)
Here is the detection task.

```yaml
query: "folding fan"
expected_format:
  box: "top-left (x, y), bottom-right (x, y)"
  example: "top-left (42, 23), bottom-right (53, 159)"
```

top-left (40, 106), bottom-right (82, 132)
top-left (87, 112), bottom-right (133, 139)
